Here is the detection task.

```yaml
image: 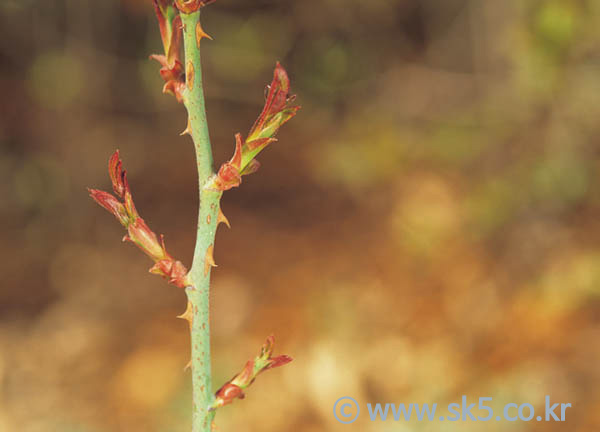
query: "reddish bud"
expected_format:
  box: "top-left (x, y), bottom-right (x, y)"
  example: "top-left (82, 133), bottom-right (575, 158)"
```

top-left (150, 55), bottom-right (186, 102)
top-left (150, 56), bottom-right (184, 83)
top-left (213, 134), bottom-right (243, 191)
top-left (151, 1), bottom-right (186, 102)
top-left (107, 150), bottom-right (138, 219)
top-left (162, 76), bottom-right (187, 103)
top-left (247, 62), bottom-right (300, 142)
top-left (210, 335), bottom-right (292, 411)
top-left (150, 258), bottom-right (190, 288)
top-left (89, 151), bottom-right (190, 288)
top-left (212, 383), bottom-right (244, 410)
top-left (209, 64), bottom-right (299, 191)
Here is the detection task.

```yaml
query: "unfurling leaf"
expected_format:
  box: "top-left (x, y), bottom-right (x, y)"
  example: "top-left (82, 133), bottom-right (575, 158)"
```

top-left (89, 151), bottom-right (190, 288)
top-left (209, 63), bottom-right (300, 191)
top-left (246, 63), bottom-right (299, 144)
top-left (210, 335), bottom-right (292, 410)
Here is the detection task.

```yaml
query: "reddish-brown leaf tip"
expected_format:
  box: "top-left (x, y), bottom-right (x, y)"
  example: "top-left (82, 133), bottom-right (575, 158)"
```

top-left (268, 355), bottom-right (293, 369)
top-left (88, 188), bottom-right (129, 227)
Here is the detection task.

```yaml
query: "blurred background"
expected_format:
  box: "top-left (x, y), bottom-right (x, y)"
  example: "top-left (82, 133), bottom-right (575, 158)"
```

top-left (1, 0), bottom-right (599, 431)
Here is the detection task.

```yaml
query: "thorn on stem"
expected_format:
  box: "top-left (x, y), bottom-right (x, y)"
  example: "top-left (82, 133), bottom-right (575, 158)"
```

top-left (217, 209), bottom-right (231, 228)
top-left (181, 117), bottom-right (192, 136)
top-left (204, 244), bottom-right (217, 276)
top-left (177, 300), bottom-right (194, 329)
top-left (196, 21), bottom-right (213, 48)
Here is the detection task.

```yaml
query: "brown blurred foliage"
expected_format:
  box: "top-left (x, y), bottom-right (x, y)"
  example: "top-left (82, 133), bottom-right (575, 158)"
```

top-left (1, 0), bottom-right (599, 431)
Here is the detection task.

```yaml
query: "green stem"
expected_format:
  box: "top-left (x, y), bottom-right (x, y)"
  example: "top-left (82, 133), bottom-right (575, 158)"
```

top-left (181, 10), bottom-right (221, 432)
